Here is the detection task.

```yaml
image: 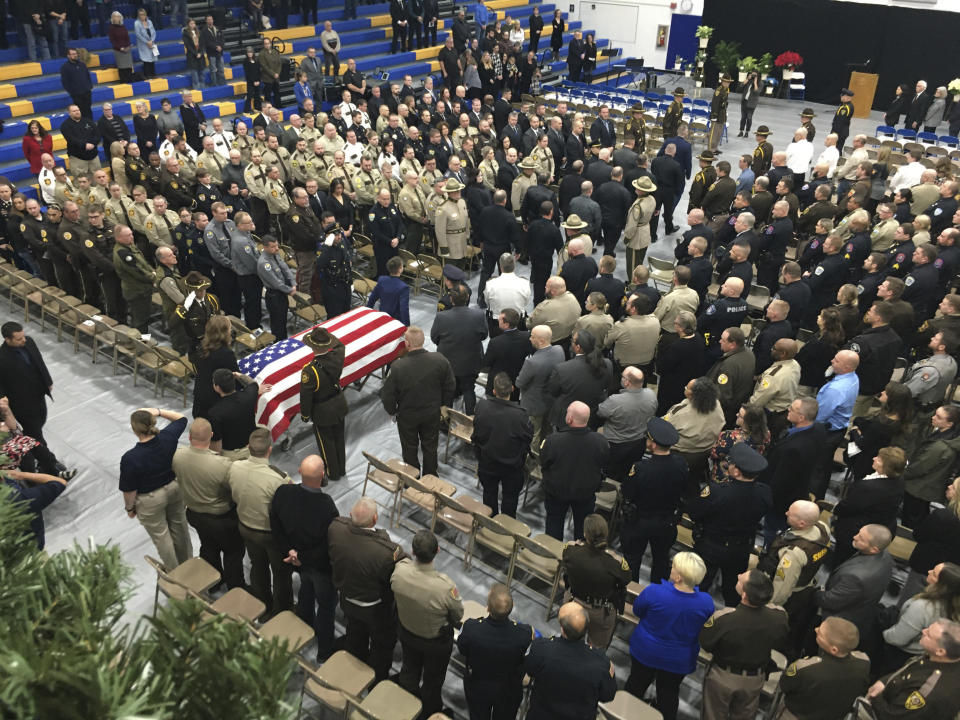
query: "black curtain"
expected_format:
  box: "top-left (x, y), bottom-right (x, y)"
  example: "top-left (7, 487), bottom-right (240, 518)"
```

top-left (701, 0), bottom-right (960, 112)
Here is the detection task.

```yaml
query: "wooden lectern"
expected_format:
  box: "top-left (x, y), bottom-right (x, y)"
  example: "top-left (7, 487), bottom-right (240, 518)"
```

top-left (849, 71), bottom-right (879, 118)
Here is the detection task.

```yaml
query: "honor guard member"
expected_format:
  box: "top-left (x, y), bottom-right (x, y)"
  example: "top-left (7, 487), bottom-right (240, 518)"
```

top-left (437, 263), bottom-right (471, 311)
top-left (354, 156), bottom-right (382, 223)
top-left (398, 169), bottom-right (431, 254)
top-left (196, 137), bottom-right (225, 186)
top-left (861, 619), bottom-right (960, 720)
top-left (775, 617), bottom-right (870, 720)
top-left (707, 74), bottom-right (731, 152)
top-left (155, 246), bottom-right (190, 353)
top-left (561, 514), bottom-right (631, 649)
top-left (391, 530), bottom-right (465, 718)
top-left (688, 442), bottom-right (773, 606)
top-left (144, 196), bottom-right (180, 249)
top-left (283, 187), bottom-right (323, 295)
top-left (264, 166), bottom-right (291, 237)
top-left (511, 156), bottom-right (538, 214)
top-left (698, 277), bottom-right (749, 361)
top-left (177, 272), bottom-right (221, 361)
top-left (700, 570), bottom-right (789, 720)
top-left (457, 583), bottom-right (534, 720)
top-left (112, 224), bottom-right (156, 332)
top-left (58, 201), bottom-right (97, 304)
top-left (436, 177), bottom-right (470, 265)
top-left (620, 417), bottom-right (687, 583)
top-left (299, 333), bottom-right (347, 481)
top-left (163, 159), bottom-right (195, 211)
top-left (688, 150), bottom-right (718, 213)
top-left (625, 105), bottom-right (647, 154)
top-left (327, 498), bottom-right (406, 681)
top-left (369, 188), bottom-right (404, 278)
top-left (662, 87), bottom-right (685, 139)
top-left (751, 126), bottom-right (774, 176)
top-left (831, 88), bottom-right (855, 153)
top-left (82, 205), bottom-right (125, 320)
top-left (316, 215), bottom-right (353, 318)
top-left (230, 212), bottom-right (264, 330)
top-left (257, 235), bottom-right (296, 340)
top-left (193, 170), bottom-right (223, 219)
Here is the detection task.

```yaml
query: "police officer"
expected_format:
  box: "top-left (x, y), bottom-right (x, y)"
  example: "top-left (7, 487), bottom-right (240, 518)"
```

top-left (688, 150), bottom-right (718, 213)
top-left (327, 497), bottom-right (405, 681)
top-left (561, 514), bottom-right (630, 649)
top-left (436, 177), bottom-right (470, 266)
top-left (707, 326), bottom-right (757, 425)
top-left (398, 168), bottom-right (431, 255)
top-left (904, 331), bottom-right (959, 413)
top-left (700, 570), bottom-right (789, 720)
top-left (885, 222), bottom-right (916, 278)
top-left (281, 187), bottom-right (322, 296)
top-left (698, 277), bottom-right (749, 362)
top-left (756, 499), bottom-right (831, 659)
top-left (83, 204), bottom-right (125, 320)
top-left (155, 245), bottom-right (190, 353)
top-left (752, 126), bottom-right (774, 176)
top-left (688, 442), bottom-right (773, 606)
top-left (391, 529), bottom-right (464, 718)
top-left (175, 271), bottom-right (221, 363)
top-left (457, 583), bottom-right (533, 720)
top-left (831, 88), bottom-right (854, 153)
top-left (662, 88), bottom-right (684, 139)
top-left (625, 105), bottom-right (647, 155)
top-left (193, 169), bottom-right (223, 219)
top-left (620, 417), bottom-right (687, 583)
top-left (437, 263), bottom-right (471, 311)
top-left (369, 188), bottom-right (404, 278)
top-left (354, 155), bottom-right (382, 224)
top-left (759, 200), bottom-right (794, 292)
top-left (112, 224), bottom-right (156, 332)
top-left (230, 211), bottom-right (263, 330)
top-left (862, 619), bottom-right (960, 719)
top-left (802, 234), bottom-right (847, 325)
top-left (264, 165), bottom-right (291, 237)
top-left (300, 327), bottom-right (348, 480)
top-left (315, 213), bottom-right (353, 318)
top-left (144, 195), bottom-right (180, 250)
top-left (903, 243), bottom-right (940, 320)
top-left (775, 617), bottom-right (870, 720)
top-left (256, 235), bottom-right (296, 340)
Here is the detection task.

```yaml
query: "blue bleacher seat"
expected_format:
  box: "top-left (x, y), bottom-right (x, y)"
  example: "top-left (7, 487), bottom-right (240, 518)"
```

top-left (917, 131), bottom-right (939, 145)
top-left (876, 125), bottom-right (897, 140)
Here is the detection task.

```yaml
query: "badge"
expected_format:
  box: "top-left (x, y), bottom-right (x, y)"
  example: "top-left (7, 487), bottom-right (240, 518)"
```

top-left (934, 208), bottom-right (943, 216)
top-left (271, 189), bottom-right (278, 197)
top-left (41, 230), bottom-right (47, 238)
top-left (292, 214), bottom-right (300, 223)
top-left (369, 212), bottom-right (376, 221)
top-left (171, 181), bottom-right (178, 189)
top-left (19, 223), bottom-right (25, 232)
top-left (244, 245), bottom-right (252, 253)
top-left (700, 485), bottom-right (711, 498)
top-left (84, 239), bottom-right (93, 248)
top-left (766, 226), bottom-right (773, 235)
top-left (43, 178), bottom-right (50, 185)
top-left (905, 691), bottom-right (925, 710)
top-left (762, 378), bottom-right (770, 389)
top-left (784, 662), bottom-right (797, 677)
top-left (814, 266), bottom-right (824, 275)
top-left (706, 304), bottom-right (716, 315)
top-left (896, 253), bottom-right (905, 263)
top-left (63, 231), bottom-right (72, 240)
top-left (301, 370), bottom-right (309, 383)
top-left (717, 373), bottom-right (728, 385)
top-left (125, 254), bottom-right (134, 262)
top-left (199, 194), bottom-right (205, 201)
top-left (850, 342), bottom-right (861, 353)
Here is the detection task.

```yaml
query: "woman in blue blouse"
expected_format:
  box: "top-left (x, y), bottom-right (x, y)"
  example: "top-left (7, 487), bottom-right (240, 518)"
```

top-left (626, 551), bottom-right (715, 720)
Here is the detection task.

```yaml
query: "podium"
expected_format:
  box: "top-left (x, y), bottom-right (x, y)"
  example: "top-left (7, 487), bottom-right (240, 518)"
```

top-left (849, 71), bottom-right (879, 118)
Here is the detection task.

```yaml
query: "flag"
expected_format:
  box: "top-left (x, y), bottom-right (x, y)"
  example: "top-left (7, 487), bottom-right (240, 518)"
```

top-left (238, 307), bottom-right (407, 439)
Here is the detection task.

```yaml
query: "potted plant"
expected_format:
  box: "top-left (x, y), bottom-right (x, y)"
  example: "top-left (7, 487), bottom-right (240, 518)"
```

top-left (738, 56), bottom-right (757, 84)
top-left (712, 40), bottom-right (741, 80)
top-left (758, 52), bottom-right (774, 80)
top-left (683, 61), bottom-right (692, 78)
top-left (674, 55), bottom-right (684, 71)
top-left (695, 25), bottom-right (713, 49)
top-left (775, 50), bottom-right (804, 81)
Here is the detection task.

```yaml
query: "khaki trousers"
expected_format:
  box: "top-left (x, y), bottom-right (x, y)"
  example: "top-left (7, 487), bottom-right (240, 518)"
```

top-left (136, 481), bottom-right (193, 570)
top-left (67, 156), bottom-right (102, 177)
top-left (701, 665), bottom-right (765, 720)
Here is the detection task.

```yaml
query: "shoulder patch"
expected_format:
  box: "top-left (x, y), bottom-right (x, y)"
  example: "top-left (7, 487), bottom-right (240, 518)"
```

top-left (620, 556), bottom-right (630, 572)
top-left (700, 485), bottom-right (711, 498)
top-left (717, 373), bottom-right (728, 385)
top-left (450, 586), bottom-right (461, 600)
top-left (146, 221), bottom-right (154, 230)
top-left (905, 691), bottom-right (925, 710)
top-left (63, 231), bottom-right (72, 240)
top-left (263, 262), bottom-right (271, 270)
top-left (84, 239), bottom-right (93, 248)
top-left (905, 275), bottom-right (915, 286)
top-left (814, 265), bottom-right (824, 275)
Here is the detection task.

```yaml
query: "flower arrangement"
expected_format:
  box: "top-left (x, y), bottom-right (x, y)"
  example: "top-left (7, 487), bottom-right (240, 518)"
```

top-left (949, 78), bottom-right (960, 96)
top-left (775, 51), bottom-right (804, 68)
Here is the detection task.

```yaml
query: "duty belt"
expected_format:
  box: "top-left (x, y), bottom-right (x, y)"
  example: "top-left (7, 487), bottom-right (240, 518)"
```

top-left (714, 663), bottom-right (765, 677)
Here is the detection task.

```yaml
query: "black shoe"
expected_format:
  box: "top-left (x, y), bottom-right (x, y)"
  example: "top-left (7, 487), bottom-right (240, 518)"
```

top-left (59, 468), bottom-right (77, 482)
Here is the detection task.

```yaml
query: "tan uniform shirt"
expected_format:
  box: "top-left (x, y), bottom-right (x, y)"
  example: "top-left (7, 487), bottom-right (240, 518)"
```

top-left (354, 168), bottom-right (382, 207)
top-left (321, 134), bottom-right (345, 164)
top-left (511, 172), bottom-right (537, 214)
top-left (228, 456), bottom-right (291, 531)
top-left (870, 218), bottom-right (898, 252)
top-left (244, 162), bottom-right (270, 200)
top-left (654, 286), bottom-right (701, 332)
top-left (769, 522), bottom-right (831, 605)
top-left (196, 149), bottom-right (225, 184)
top-left (289, 149), bottom-right (314, 184)
top-left (529, 291), bottom-right (582, 343)
top-left (750, 359), bottom-right (802, 411)
top-left (327, 163), bottom-right (356, 194)
top-left (531, 145), bottom-right (554, 181)
top-left (265, 178), bottom-right (291, 214)
top-left (391, 558), bottom-right (464, 639)
top-left (664, 399), bottom-right (726, 454)
top-left (172, 445), bottom-right (234, 515)
top-left (262, 147), bottom-right (293, 185)
top-left (574, 310), bottom-right (614, 348)
top-left (232, 134), bottom-right (255, 164)
top-left (604, 313), bottom-right (660, 365)
top-left (624, 195), bottom-right (656, 250)
top-left (420, 168), bottom-right (443, 196)
top-left (398, 183), bottom-right (430, 225)
top-left (399, 157), bottom-right (422, 179)
top-left (144, 209), bottom-right (181, 247)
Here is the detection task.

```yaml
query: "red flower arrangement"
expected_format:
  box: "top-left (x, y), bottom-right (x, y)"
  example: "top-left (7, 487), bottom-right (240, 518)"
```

top-left (775, 51), bottom-right (804, 68)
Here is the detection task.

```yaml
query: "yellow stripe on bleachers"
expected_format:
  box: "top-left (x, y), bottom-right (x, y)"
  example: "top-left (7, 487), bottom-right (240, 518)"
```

top-left (7, 100), bottom-right (33, 117)
top-left (0, 63), bottom-right (42, 81)
top-left (415, 47), bottom-right (440, 61)
top-left (86, 53), bottom-right (101, 68)
top-left (35, 117), bottom-right (52, 131)
top-left (0, 84), bottom-right (16, 100)
top-left (94, 68), bottom-right (119, 83)
top-left (113, 84), bottom-right (134, 99)
top-left (229, 81), bottom-right (247, 96)
top-left (52, 134), bottom-right (66, 152)
top-left (148, 78), bottom-right (169, 93)
top-left (260, 25), bottom-right (317, 40)
top-left (225, 67), bottom-right (234, 80)
top-left (370, 14), bottom-right (391, 27)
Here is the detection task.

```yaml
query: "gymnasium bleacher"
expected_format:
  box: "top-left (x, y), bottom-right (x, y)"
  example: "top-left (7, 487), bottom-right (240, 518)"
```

top-left (0, 0), bottom-right (609, 191)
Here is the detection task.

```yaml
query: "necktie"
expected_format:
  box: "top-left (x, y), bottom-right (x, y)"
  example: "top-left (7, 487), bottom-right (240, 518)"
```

top-left (161, 213), bottom-right (173, 241)
top-left (211, 152), bottom-right (223, 170)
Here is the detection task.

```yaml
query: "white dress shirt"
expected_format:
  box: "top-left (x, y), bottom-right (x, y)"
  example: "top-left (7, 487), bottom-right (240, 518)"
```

top-left (888, 161), bottom-right (925, 192)
top-left (839, 146), bottom-right (869, 181)
top-left (38, 167), bottom-right (57, 204)
top-left (208, 130), bottom-right (235, 159)
top-left (484, 271), bottom-right (532, 315)
top-left (785, 139), bottom-right (814, 175)
top-left (343, 141), bottom-right (364, 167)
top-left (817, 146), bottom-right (840, 178)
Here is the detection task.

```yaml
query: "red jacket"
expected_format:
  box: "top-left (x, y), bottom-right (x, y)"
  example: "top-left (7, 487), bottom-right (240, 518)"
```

top-left (22, 133), bottom-right (53, 175)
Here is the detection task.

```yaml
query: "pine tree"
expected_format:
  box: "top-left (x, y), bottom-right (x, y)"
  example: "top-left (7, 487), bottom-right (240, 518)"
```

top-left (0, 485), bottom-right (297, 719)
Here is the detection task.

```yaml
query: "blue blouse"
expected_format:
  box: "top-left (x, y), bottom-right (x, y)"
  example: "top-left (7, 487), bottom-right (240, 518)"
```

top-left (629, 580), bottom-right (716, 675)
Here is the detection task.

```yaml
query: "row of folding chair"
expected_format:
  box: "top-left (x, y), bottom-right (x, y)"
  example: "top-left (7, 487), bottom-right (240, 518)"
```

top-left (876, 125), bottom-right (959, 150)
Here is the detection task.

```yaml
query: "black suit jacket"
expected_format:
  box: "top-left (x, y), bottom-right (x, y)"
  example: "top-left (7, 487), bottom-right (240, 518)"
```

top-left (483, 329), bottom-right (531, 394)
top-left (759, 423), bottom-right (827, 513)
top-left (430, 306), bottom-right (489, 375)
top-left (905, 91), bottom-right (931, 127)
top-left (477, 204), bottom-right (520, 252)
top-left (471, 395), bottom-right (533, 468)
top-left (651, 154), bottom-right (683, 193)
top-left (0, 337), bottom-right (54, 422)
top-left (547, 128), bottom-right (566, 166)
top-left (199, 25), bottom-right (223, 56)
top-left (589, 117), bottom-right (616, 148)
top-left (502, 124), bottom-right (524, 152)
top-left (547, 355), bottom-right (614, 428)
top-left (565, 133), bottom-right (586, 166)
